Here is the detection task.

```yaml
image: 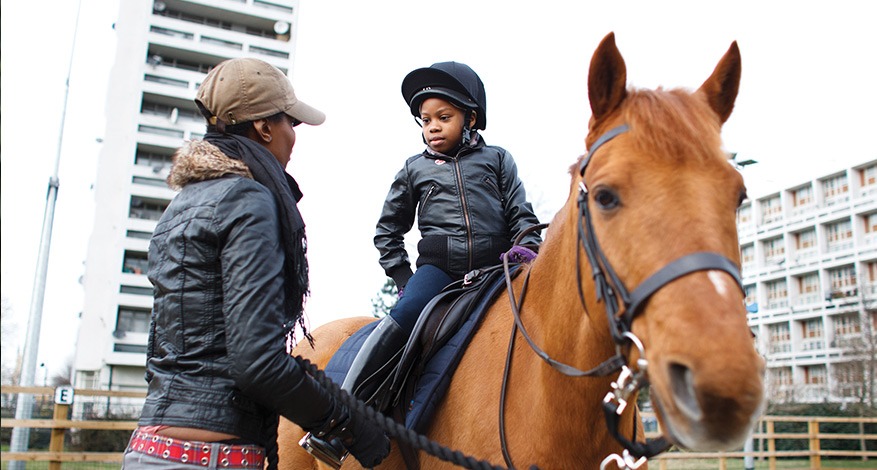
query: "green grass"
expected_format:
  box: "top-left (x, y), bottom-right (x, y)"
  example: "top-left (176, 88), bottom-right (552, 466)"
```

top-left (652, 458), bottom-right (876, 469)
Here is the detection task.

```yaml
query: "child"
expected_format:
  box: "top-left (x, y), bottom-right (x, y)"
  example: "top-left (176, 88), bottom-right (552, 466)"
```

top-left (358, 59), bottom-right (543, 387)
top-left (303, 60), bottom-right (542, 465)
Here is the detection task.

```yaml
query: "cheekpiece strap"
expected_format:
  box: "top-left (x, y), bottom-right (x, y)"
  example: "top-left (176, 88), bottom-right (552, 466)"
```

top-left (578, 124), bottom-right (630, 176)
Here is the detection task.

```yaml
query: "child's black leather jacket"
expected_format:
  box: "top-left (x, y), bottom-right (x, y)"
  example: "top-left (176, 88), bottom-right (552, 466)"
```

top-left (375, 135), bottom-right (542, 287)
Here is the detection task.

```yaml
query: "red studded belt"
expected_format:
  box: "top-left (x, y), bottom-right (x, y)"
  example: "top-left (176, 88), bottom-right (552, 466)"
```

top-left (127, 428), bottom-right (264, 468)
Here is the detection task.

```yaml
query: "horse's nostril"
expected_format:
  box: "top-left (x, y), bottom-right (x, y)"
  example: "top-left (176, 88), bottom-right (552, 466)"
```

top-left (669, 362), bottom-right (703, 421)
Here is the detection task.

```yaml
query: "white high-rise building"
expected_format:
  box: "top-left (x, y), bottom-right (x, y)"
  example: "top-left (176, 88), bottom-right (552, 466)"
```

top-left (740, 159), bottom-right (877, 404)
top-left (73, 0), bottom-right (302, 396)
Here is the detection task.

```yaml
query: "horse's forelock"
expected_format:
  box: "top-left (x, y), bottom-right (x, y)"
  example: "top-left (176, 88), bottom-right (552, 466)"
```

top-left (622, 88), bottom-right (724, 165)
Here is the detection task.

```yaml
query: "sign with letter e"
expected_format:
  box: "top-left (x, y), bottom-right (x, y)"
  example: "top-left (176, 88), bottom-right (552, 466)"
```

top-left (55, 386), bottom-right (75, 405)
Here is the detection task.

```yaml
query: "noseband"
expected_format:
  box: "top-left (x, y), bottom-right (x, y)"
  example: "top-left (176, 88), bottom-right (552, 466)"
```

top-left (500, 123), bottom-right (744, 469)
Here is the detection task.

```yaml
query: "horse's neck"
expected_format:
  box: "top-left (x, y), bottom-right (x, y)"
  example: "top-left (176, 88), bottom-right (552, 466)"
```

top-left (505, 212), bottom-right (629, 446)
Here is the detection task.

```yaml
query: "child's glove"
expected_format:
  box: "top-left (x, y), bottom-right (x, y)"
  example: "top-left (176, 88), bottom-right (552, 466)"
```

top-left (501, 245), bottom-right (538, 263)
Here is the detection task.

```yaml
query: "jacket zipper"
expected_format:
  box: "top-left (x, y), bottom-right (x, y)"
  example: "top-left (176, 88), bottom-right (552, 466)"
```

top-left (452, 156), bottom-right (474, 271)
top-left (419, 184), bottom-right (437, 215)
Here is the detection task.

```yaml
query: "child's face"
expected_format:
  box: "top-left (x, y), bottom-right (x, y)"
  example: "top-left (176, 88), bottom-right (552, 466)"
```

top-left (419, 97), bottom-right (473, 155)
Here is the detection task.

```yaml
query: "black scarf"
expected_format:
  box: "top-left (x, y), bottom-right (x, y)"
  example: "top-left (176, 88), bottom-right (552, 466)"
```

top-left (204, 132), bottom-right (312, 345)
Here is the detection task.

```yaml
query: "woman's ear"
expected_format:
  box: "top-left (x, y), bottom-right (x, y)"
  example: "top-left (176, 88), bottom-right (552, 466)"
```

top-left (250, 119), bottom-right (272, 143)
top-left (469, 111), bottom-right (477, 128)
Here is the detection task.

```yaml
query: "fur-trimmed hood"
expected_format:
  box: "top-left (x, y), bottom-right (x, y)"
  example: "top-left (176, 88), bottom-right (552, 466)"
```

top-left (167, 140), bottom-right (253, 190)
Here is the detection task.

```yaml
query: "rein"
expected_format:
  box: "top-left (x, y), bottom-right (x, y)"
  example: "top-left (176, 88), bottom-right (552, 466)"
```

top-left (499, 123), bottom-right (745, 469)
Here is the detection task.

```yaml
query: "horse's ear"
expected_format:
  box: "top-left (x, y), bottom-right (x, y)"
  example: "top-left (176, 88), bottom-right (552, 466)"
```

top-left (698, 41), bottom-right (741, 124)
top-left (588, 32), bottom-right (628, 123)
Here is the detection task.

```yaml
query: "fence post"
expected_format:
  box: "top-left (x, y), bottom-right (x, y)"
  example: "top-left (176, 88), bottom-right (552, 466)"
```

top-left (766, 419), bottom-right (776, 470)
top-left (808, 419), bottom-right (821, 469)
top-left (48, 401), bottom-right (70, 470)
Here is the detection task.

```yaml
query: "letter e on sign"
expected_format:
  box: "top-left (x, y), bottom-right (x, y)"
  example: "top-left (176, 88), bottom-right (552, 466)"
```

top-left (55, 386), bottom-right (75, 405)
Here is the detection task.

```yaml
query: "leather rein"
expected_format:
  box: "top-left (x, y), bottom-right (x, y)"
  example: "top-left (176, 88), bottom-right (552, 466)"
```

top-left (498, 124), bottom-right (745, 469)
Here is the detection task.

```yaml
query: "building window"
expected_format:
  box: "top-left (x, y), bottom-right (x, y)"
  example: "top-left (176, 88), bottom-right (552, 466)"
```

top-left (77, 370), bottom-right (99, 389)
top-left (833, 313), bottom-right (861, 338)
top-left (791, 185), bottom-right (813, 211)
top-left (249, 45), bottom-right (290, 59)
top-left (825, 218), bottom-right (853, 252)
top-left (835, 361), bottom-right (864, 398)
top-left (861, 163), bottom-right (877, 189)
top-left (769, 367), bottom-right (793, 387)
top-left (804, 364), bottom-right (827, 385)
top-left (120, 285), bottom-right (152, 296)
top-left (828, 265), bottom-right (857, 298)
top-left (763, 236), bottom-right (785, 263)
top-left (822, 173), bottom-right (849, 205)
top-left (737, 203), bottom-right (752, 226)
top-left (741, 244), bottom-right (755, 269)
top-left (132, 176), bottom-right (169, 188)
top-left (795, 273), bottom-right (820, 305)
top-left (116, 306), bottom-right (150, 334)
top-left (114, 344), bottom-right (148, 354)
top-left (760, 195), bottom-right (782, 224)
top-left (138, 124), bottom-right (184, 139)
top-left (141, 99), bottom-right (201, 123)
top-left (768, 322), bottom-right (791, 353)
top-left (866, 262), bottom-right (877, 299)
top-left (122, 250), bottom-right (148, 275)
top-left (765, 279), bottom-right (788, 309)
top-left (149, 25), bottom-right (194, 40)
top-left (130, 196), bottom-right (169, 221)
top-left (126, 230), bottom-right (152, 240)
top-left (145, 49), bottom-right (213, 73)
top-left (135, 146), bottom-right (174, 172)
top-left (801, 317), bottom-right (824, 350)
top-left (864, 213), bottom-right (877, 247)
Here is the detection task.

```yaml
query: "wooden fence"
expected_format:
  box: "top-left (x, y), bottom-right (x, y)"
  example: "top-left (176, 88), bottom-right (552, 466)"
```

top-left (2, 385), bottom-right (876, 469)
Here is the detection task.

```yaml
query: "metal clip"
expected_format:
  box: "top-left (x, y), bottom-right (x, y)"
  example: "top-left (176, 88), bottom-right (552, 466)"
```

top-left (603, 365), bottom-right (634, 415)
top-left (600, 450), bottom-right (648, 470)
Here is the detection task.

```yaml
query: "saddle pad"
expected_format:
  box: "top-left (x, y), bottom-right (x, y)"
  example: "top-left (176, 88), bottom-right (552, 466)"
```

top-left (321, 265), bottom-right (515, 433)
top-left (323, 321), bottom-right (378, 386)
top-left (404, 269), bottom-right (511, 432)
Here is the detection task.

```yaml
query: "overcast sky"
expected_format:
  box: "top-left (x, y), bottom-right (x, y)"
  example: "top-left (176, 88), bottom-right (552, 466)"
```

top-left (1, 0), bottom-right (875, 377)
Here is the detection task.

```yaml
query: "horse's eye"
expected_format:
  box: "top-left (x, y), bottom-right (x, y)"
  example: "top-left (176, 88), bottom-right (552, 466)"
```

top-left (593, 188), bottom-right (620, 210)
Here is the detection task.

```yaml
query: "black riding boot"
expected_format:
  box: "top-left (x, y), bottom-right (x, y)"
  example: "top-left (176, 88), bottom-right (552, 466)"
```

top-left (300, 316), bottom-right (407, 468)
top-left (342, 315), bottom-right (407, 401)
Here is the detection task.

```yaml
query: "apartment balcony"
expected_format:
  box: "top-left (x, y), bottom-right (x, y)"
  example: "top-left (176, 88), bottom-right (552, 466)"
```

top-left (798, 384), bottom-right (831, 402)
top-left (148, 14), bottom-right (293, 67)
top-left (801, 338), bottom-right (825, 351)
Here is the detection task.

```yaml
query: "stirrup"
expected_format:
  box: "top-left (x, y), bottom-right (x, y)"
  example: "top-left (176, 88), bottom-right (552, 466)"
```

top-left (299, 432), bottom-right (348, 469)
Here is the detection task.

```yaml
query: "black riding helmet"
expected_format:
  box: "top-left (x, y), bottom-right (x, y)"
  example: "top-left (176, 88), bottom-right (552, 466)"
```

top-left (401, 61), bottom-right (487, 131)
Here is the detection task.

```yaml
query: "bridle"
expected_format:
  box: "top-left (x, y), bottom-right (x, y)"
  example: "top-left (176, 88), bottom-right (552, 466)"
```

top-left (499, 123), bottom-right (745, 469)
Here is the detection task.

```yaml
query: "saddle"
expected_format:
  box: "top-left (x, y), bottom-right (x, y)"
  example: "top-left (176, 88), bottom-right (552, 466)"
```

top-left (322, 263), bottom-right (521, 431)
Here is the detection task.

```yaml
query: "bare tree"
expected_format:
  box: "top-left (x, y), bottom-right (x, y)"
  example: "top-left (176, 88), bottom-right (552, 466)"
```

top-left (831, 282), bottom-right (877, 409)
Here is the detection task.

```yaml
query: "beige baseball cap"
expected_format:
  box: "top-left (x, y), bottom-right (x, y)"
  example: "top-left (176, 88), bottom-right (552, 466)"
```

top-left (195, 57), bottom-right (325, 127)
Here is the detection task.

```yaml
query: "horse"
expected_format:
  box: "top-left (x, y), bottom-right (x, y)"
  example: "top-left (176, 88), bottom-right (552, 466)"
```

top-left (278, 32), bottom-right (766, 469)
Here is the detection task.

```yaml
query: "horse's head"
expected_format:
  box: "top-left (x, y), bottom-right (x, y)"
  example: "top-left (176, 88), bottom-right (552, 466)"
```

top-left (578, 33), bottom-right (765, 452)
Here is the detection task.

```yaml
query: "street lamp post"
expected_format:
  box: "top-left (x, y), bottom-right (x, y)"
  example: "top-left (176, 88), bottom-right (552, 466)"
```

top-left (7, 2), bottom-right (82, 469)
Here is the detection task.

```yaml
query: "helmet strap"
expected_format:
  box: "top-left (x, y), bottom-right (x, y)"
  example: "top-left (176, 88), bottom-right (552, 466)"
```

top-left (462, 110), bottom-right (473, 146)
